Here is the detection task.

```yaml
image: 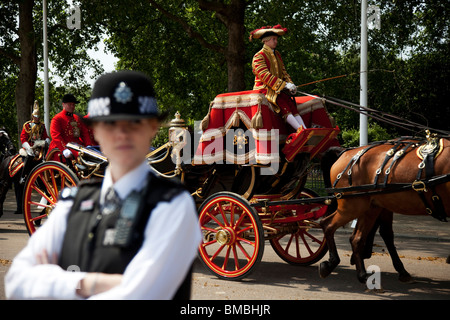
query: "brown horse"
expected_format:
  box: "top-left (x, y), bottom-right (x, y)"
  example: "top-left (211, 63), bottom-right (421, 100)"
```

top-left (319, 135), bottom-right (450, 283)
top-left (320, 147), bottom-right (413, 282)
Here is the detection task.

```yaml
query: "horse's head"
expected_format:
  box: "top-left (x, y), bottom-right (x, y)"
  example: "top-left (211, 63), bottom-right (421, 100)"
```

top-left (0, 128), bottom-right (16, 158)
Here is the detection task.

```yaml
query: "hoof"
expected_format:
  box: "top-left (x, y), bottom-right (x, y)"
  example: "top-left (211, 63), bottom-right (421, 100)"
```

top-left (319, 261), bottom-right (332, 278)
top-left (357, 272), bottom-right (368, 284)
top-left (365, 287), bottom-right (385, 294)
top-left (399, 272), bottom-right (413, 283)
top-left (350, 255), bottom-right (355, 265)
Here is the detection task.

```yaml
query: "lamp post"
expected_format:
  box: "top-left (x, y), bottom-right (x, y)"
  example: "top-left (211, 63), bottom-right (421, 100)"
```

top-left (43, 0), bottom-right (49, 135)
top-left (360, 0), bottom-right (368, 146)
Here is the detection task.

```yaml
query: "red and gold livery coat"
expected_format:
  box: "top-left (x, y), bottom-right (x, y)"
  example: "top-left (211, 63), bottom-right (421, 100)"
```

top-left (252, 44), bottom-right (293, 113)
top-left (20, 121), bottom-right (49, 146)
top-left (47, 111), bottom-right (94, 160)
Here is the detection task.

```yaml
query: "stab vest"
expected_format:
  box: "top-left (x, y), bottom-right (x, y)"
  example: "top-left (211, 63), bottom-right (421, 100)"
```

top-left (58, 172), bottom-right (192, 299)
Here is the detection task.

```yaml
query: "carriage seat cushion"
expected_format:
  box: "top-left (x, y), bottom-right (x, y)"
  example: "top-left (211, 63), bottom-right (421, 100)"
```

top-left (204, 90), bottom-right (286, 133)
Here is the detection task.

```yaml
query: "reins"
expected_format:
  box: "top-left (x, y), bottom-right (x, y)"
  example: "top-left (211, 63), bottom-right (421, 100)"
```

top-left (296, 90), bottom-right (450, 137)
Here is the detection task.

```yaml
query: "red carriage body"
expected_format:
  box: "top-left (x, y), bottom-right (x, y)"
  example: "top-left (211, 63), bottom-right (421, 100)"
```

top-left (194, 90), bottom-right (339, 166)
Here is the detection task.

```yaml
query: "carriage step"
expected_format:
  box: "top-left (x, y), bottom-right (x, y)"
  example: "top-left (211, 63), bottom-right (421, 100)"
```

top-left (282, 127), bottom-right (340, 162)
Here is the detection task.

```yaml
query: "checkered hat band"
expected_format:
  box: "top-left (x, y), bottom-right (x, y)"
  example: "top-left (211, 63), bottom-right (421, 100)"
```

top-left (88, 96), bottom-right (158, 118)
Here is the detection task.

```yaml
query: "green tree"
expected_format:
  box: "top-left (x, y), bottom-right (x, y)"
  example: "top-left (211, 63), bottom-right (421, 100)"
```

top-left (2, 0), bottom-right (448, 146)
top-left (0, 0), bottom-right (104, 141)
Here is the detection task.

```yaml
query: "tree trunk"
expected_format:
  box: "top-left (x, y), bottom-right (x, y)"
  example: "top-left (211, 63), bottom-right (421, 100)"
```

top-left (15, 0), bottom-right (37, 138)
top-left (224, 2), bottom-right (246, 93)
top-left (226, 20), bottom-right (246, 92)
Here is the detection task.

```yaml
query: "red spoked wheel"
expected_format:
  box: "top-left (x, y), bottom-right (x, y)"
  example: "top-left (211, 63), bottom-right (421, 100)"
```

top-left (198, 191), bottom-right (264, 280)
top-left (269, 188), bottom-right (328, 265)
top-left (23, 161), bottom-right (79, 235)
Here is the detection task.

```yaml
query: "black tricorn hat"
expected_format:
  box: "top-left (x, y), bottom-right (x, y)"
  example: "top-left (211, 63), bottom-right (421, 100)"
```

top-left (86, 70), bottom-right (167, 123)
top-left (62, 93), bottom-right (80, 104)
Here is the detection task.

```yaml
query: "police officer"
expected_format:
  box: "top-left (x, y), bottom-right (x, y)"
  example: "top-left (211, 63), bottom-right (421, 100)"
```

top-left (6, 71), bottom-right (201, 299)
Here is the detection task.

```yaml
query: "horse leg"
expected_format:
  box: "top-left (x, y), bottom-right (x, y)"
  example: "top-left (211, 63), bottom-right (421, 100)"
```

top-left (349, 206), bottom-right (382, 283)
top-left (319, 211), bottom-right (341, 278)
top-left (0, 175), bottom-right (11, 218)
top-left (319, 204), bottom-right (360, 278)
top-left (350, 216), bottom-right (380, 265)
top-left (362, 217), bottom-right (380, 259)
top-left (0, 156), bottom-right (13, 218)
top-left (13, 177), bottom-right (23, 214)
top-left (378, 210), bottom-right (413, 283)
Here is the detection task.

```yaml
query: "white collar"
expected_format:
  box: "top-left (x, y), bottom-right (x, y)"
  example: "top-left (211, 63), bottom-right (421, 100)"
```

top-left (100, 161), bottom-right (151, 204)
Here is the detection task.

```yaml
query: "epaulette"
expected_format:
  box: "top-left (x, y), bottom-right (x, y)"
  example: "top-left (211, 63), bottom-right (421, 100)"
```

top-left (59, 178), bottom-right (102, 201)
top-left (59, 187), bottom-right (79, 201)
top-left (22, 121), bottom-right (32, 133)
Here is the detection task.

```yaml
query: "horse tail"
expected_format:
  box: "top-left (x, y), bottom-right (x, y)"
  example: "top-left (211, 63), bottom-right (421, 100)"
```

top-left (320, 146), bottom-right (344, 188)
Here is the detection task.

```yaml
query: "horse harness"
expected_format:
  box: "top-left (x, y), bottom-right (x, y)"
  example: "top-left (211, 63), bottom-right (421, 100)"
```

top-left (328, 133), bottom-right (448, 222)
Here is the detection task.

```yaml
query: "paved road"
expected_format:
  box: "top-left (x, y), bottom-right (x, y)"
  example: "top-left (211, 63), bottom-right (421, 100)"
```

top-left (0, 189), bottom-right (449, 302)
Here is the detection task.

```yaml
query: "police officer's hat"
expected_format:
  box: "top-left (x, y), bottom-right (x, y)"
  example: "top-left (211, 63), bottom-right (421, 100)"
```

top-left (86, 70), bottom-right (166, 123)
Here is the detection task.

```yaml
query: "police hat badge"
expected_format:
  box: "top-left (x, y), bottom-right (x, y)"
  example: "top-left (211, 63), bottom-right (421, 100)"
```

top-left (86, 70), bottom-right (167, 123)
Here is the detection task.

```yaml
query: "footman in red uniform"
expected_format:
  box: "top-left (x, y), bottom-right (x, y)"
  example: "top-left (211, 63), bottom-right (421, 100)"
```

top-left (250, 24), bottom-right (306, 131)
top-left (47, 94), bottom-right (95, 161)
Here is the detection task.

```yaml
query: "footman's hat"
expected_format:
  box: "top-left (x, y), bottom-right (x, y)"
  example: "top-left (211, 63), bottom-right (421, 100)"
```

top-left (86, 70), bottom-right (166, 123)
top-left (249, 24), bottom-right (288, 41)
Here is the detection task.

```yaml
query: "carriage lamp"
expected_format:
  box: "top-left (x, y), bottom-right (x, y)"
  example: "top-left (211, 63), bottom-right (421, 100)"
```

top-left (169, 111), bottom-right (188, 147)
top-left (169, 111), bottom-right (188, 172)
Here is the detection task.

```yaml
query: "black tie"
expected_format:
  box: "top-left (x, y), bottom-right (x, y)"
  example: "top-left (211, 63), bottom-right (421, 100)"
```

top-left (102, 187), bottom-right (121, 215)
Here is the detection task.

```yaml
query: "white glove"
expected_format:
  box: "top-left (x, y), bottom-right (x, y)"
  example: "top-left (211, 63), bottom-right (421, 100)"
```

top-left (285, 82), bottom-right (297, 94)
top-left (22, 141), bottom-right (34, 157)
top-left (62, 149), bottom-right (73, 159)
top-left (32, 140), bottom-right (46, 148)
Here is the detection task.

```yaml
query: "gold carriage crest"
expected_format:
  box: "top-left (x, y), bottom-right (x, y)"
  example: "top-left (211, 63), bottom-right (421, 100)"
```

top-left (233, 131), bottom-right (248, 150)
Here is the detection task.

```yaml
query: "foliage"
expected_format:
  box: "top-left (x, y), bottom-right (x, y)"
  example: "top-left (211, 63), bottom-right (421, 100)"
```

top-left (340, 122), bottom-right (393, 148)
top-left (0, 74), bottom-right (18, 141)
top-left (0, 0), bottom-right (105, 142)
top-left (1, 0), bottom-right (448, 148)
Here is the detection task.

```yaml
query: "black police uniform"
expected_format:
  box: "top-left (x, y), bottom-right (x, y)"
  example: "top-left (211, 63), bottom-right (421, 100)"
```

top-left (58, 173), bottom-right (192, 299)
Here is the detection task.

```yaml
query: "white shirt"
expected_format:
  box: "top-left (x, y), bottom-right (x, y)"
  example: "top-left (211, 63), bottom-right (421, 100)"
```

top-left (5, 161), bottom-right (201, 300)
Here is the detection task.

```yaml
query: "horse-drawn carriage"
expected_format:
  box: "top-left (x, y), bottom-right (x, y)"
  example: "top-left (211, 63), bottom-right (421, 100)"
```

top-left (7, 87), bottom-right (449, 284)
top-left (152, 90), bottom-right (340, 279)
top-left (19, 90), bottom-right (340, 280)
